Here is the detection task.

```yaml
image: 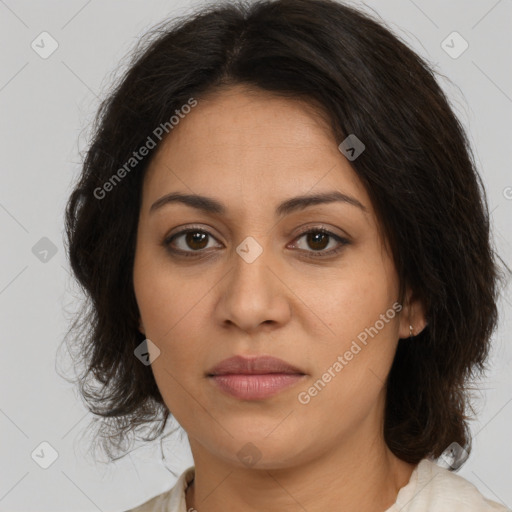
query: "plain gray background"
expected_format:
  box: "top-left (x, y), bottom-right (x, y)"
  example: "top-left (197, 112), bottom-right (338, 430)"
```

top-left (1, 0), bottom-right (511, 510)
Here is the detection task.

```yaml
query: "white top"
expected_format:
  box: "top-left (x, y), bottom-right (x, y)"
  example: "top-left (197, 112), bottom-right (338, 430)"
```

top-left (126, 458), bottom-right (510, 512)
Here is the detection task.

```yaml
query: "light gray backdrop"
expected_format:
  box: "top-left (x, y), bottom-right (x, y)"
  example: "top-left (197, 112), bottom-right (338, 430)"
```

top-left (1, 0), bottom-right (511, 510)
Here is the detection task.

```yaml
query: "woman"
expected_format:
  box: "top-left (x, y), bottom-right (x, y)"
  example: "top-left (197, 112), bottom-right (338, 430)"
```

top-left (63, 0), bottom-right (510, 510)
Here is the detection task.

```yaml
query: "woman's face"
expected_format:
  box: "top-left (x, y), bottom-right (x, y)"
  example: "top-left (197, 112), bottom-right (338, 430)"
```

top-left (133, 85), bottom-right (416, 469)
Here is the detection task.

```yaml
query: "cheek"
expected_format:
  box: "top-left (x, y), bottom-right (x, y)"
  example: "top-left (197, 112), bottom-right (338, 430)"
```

top-left (294, 253), bottom-right (399, 343)
top-left (133, 253), bottom-right (208, 414)
top-left (146, 327), bottom-right (209, 428)
top-left (133, 249), bottom-right (210, 342)
top-left (137, 290), bottom-right (207, 382)
top-left (296, 258), bottom-right (400, 408)
top-left (296, 315), bottom-right (399, 431)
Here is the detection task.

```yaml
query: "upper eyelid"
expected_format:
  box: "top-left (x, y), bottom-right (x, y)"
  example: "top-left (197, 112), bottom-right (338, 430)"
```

top-left (166, 225), bottom-right (348, 248)
top-left (165, 225), bottom-right (222, 244)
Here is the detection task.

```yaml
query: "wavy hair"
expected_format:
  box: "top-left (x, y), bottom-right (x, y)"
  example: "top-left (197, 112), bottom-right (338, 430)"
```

top-left (62, 0), bottom-right (507, 463)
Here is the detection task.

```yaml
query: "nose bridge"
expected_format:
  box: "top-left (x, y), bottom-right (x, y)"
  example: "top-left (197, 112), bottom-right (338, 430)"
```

top-left (230, 233), bottom-right (275, 301)
top-left (217, 233), bottom-right (290, 331)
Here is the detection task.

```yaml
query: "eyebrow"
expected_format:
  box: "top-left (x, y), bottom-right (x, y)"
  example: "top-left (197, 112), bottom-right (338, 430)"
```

top-left (149, 190), bottom-right (367, 217)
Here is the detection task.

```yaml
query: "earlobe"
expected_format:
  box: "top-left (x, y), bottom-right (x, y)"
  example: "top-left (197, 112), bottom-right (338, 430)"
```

top-left (138, 318), bottom-right (145, 336)
top-left (399, 289), bottom-right (427, 339)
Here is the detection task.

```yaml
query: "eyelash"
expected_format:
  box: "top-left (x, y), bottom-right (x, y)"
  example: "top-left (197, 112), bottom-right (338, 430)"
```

top-left (163, 225), bottom-right (350, 260)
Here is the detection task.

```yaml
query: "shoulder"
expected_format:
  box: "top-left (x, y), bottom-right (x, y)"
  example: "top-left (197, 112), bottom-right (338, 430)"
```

top-left (124, 466), bottom-right (195, 512)
top-left (391, 458), bottom-right (510, 512)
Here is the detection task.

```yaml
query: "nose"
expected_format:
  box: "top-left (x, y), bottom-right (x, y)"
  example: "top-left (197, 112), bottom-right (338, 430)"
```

top-left (215, 239), bottom-right (292, 333)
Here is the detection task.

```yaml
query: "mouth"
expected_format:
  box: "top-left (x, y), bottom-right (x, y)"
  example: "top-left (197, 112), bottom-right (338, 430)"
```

top-left (206, 355), bottom-right (306, 400)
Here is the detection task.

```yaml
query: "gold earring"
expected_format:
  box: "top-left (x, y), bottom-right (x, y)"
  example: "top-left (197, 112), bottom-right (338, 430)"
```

top-left (409, 324), bottom-right (414, 339)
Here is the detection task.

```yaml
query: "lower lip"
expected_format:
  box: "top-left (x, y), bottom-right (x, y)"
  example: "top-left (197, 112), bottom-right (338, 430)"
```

top-left (209, 374), bottom-right (305, 400)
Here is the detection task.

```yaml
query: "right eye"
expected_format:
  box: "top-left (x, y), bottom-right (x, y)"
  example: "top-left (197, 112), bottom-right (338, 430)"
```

top-left (163, 228), bottom-right (223, 257)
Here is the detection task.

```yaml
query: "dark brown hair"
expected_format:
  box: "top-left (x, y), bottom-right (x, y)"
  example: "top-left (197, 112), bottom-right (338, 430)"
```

top-left (62, 0), bottom-right (507, 464)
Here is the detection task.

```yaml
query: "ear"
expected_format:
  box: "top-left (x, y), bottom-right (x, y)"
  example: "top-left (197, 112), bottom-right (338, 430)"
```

top-left (398, 287), bottom-right (427, 339)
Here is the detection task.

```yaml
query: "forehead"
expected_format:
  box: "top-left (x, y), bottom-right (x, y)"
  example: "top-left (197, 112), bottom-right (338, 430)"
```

top-left (141, 85), bottom-right (371, 221)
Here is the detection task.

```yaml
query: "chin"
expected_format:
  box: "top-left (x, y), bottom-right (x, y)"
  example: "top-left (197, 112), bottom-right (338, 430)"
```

top-left (209, 429), bottom-right (313, 470)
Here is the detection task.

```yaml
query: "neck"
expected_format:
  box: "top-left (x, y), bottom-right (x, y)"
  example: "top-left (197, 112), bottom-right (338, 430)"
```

top-left (185, 420), bottom-right (416, 512)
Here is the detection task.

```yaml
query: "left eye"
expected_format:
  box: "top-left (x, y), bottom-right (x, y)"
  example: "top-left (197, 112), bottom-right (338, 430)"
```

top-left (290, 228), bottom-right (349, 257)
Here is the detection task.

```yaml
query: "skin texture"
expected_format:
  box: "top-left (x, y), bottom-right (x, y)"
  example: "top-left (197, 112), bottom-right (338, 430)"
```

top-left (133, 84), bottom-right (427, 512)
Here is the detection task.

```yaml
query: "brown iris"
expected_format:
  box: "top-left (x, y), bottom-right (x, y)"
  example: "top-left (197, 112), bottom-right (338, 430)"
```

top-left (185, 231), bottom-right (209, 250)
top-left (305, 231), bottom-right (329, 251)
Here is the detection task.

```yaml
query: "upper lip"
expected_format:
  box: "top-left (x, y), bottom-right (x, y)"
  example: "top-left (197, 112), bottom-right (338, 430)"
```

top-left (207, 355), bottom-right (305, 376)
